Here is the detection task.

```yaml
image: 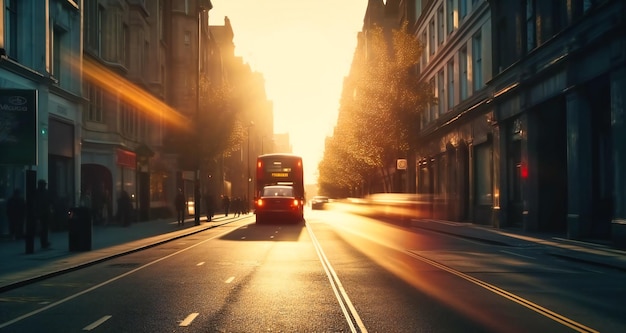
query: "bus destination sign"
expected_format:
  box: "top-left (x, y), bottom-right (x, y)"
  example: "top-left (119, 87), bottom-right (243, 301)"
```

top-left (271, 172), bottom-right (289, 178)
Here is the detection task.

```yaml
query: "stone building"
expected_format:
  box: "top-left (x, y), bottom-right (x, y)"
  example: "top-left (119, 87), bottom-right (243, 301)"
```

top-left (360, 0), bottom-right (626, 246)
top-left (81, 0), bottom-right (179, 222)
top-left (488, 0), bottom-right (626, 246)
top-left (1, 0), bottom-right (83, 232)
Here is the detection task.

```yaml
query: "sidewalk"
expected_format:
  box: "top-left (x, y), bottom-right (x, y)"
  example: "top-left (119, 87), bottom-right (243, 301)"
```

top-left (409, 218), bottom-right (626, 272)
top-left (0, 214), bottom-right (248, 293)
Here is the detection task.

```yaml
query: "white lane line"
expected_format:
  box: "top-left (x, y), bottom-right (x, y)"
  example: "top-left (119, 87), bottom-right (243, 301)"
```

top-left (307, 223), bottom-right (368, 333)
top-left (82, 315), bottom-right (112, 331)
top-left (0, 227), bottom-right (237, 329)
top-left (225, 276), bottom-right (235, 284)
top-left (179, 312), bottom-right (199, 327)
top-left (500, 250), bottom-right (535, 259)
top-left (197, 262), bottom-right (205, 266)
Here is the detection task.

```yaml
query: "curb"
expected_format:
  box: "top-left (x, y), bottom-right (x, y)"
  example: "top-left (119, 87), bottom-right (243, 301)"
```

top-left (0, 218), bottom-right (238, 293)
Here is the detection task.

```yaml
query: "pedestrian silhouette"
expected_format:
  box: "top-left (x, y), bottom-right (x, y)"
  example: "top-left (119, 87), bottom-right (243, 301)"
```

top-left (34, 180), bottom-right (52, 249)
top-left (7, 189), bottom-right (26, 240)
top-left (205, 193), bottom-right (215, 221)
top-left (222, 195), bottom-right (230, 217)
top-left (175, 188), bottom-right (186, 226)
top-left (117, 190), bottom-right (133, 227)
top-left (92, 183), bottom-right (105, 225)
top-left (232, 197), bottom-right (240, 217)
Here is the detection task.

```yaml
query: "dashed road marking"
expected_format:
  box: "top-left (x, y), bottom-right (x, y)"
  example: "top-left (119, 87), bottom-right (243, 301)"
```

top-left (83, 315), bottom-right (112, 331)
top-left (179, 313), bottom-right (199, 327)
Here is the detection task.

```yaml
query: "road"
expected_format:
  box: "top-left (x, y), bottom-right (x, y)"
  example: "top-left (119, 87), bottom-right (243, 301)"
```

top-left (1, 209), bottom-right (624, 332)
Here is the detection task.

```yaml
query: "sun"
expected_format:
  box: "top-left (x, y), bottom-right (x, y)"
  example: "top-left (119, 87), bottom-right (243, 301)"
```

top-left (209, 0), bottom-right (366, 184)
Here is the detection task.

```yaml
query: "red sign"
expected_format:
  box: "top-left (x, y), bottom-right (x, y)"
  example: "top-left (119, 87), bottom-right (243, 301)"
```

top-left (116, 149), bottom-right (136, 169)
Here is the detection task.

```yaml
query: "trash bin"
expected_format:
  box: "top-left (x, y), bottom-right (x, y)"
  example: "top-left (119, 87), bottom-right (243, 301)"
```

top-left (68, 207), bottom-right (92, 251)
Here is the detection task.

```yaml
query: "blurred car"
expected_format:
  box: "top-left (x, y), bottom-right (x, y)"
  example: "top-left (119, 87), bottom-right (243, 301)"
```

top-left (255, 185), bottom-right (303, 223)
top-left (310, 196), bottom-right (330, 210)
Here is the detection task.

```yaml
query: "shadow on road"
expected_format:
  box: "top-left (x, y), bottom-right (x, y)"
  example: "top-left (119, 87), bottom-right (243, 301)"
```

top-left (219, 221), bottom-right (307, 242)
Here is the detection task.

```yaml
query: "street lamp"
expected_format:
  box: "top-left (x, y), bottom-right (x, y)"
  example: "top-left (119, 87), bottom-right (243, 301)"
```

top-left (195, 1), bottom-right (212, 225)
top-left (247, 121), bottom-right (254, 213)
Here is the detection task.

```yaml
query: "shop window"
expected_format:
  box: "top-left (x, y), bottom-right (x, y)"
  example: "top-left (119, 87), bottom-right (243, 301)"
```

top-left (475, 143), bottom-right (492, 205)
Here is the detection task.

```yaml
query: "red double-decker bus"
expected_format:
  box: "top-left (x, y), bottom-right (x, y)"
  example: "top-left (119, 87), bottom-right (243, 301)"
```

top-left (254, 154), bottom-right (304, 223)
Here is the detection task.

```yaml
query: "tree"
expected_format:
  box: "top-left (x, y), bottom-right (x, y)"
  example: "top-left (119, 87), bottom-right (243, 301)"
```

top-left (319, 21), bottom-right (434, 196)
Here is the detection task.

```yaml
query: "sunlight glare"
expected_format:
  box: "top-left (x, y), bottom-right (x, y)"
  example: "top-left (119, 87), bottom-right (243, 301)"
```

top-left (209, 0), bottom-right (367, 184)
top-left (81, 58), bottom-right (189, 129)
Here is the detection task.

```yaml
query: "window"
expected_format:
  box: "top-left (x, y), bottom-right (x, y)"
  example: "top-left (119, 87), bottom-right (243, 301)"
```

top-left (122, 103), bottom-right (138, 138)
top-left (437, 6), bottom-right (444, 45)
top-left (418, 165), bottom-right (431, 194)
top-left (496, 18), bottom-right (509, 72)
top-left (475, 143), bottom-right (492, 205)
top-left (143, 40), bottom-right (149, 77)
top-left (459, 47), bottom-right (468, 100)
top-left (551, 0), bottom-right (566, 34)
top-left (85, 3), bottom-right (105, 55)
top-left (447, 60), bottom-right (455, 109)
top-left (429, 19), bottom-right (435, 55)
top-left (421, 31), bottom-right (428, 65)
top-left (122, 24), bottom-right (129, 67)
top-left (110, 10), bottom-right (122, 63)
top-left (460, 0), bottom-right (467, 19)
top-left (437, 155), bottom-right (447, 195)
top-left (85, 82), bottom-right (103, 123)
top-left (438, 70), bottom-right (445, 115)
top-left (446, 0), bottom-right (455, 34)
top-left (5, 0), bottom-right (18, 59)
top-left (52, 26), bottom-right (67, 82)
top-left (526, 0), bottom-right (536, 51)
top-left (415, 0), bottom-right (422, 18)
top-left (472, 32), bottom-right (483, 91)
top-left (159, 1), bottom-right (164, 42)
top-left (430, 77), bottom-right (437, 122)
top-left (97, 6), bottom-right (104, 55)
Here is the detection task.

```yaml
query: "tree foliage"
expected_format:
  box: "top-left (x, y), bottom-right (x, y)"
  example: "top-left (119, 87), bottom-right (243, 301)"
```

top-left (167, 78), bottom-right (244, 171)
top-left (198, 80), bottom-right (245, 160)
top-left (318, 22), bottom-right (434, 197)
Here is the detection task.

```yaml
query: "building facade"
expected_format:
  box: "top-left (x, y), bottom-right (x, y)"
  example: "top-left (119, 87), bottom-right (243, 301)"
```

top-left (362, 0), bottom-right (626, 246)
top-left (409, 0), bottom-right (494, 224)
top-left (488, 0), bottom-right (626, 246)
top-left (1, 0), bottom-right (83, 233)
top-left (0, 0), bottom-right (277, 235)
top-left (82, 0), bottom-right (174, 222)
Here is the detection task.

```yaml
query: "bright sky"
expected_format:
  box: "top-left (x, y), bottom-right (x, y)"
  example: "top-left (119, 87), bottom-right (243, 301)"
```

top-left (209, 0), bottom-right (367, 185)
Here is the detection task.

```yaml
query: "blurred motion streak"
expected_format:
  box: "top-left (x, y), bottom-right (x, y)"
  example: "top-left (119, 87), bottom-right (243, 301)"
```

top-left (322, 206), bottom-right (561, 333)
top-left (329, 193), bottom-right (438, 223)
top-left (81, 58), bottom-right (189, 129)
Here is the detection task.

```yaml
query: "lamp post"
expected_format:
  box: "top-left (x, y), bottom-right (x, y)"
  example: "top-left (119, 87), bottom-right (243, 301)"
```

top-left (195, 1), bottom-right (212, 225)
top-left (247, 121), bottom-right (254, 213)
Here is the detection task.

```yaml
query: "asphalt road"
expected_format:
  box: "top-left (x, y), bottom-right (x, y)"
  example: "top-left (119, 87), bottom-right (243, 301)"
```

top-left (1, 209), bottom-right (624, 332)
